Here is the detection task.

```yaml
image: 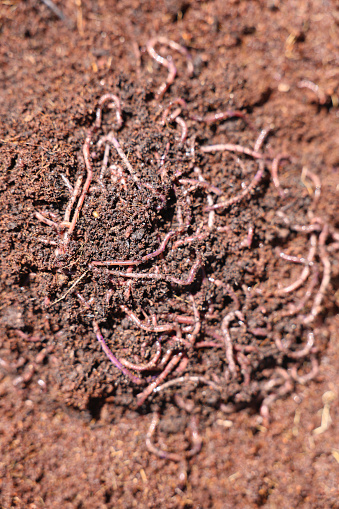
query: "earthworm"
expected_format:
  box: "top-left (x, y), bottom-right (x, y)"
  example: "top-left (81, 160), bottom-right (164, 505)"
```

top-left (290, 354), bottom-right (319, 384)
top-left (34, 211), bottom-right (61, 230)
top-left (119, 341), bottom-right (162, 371)
top-left (327, 242), bottom-right (339, 252)
top-left (241, 226), bottom-right (254, 248)
top-left (260, 371), bottom-right (293, 425)
top-left (302, 168), bottom-right (321, 208)
top-left (172, 226), bottom-right (207, 250)
top-left (146, 41), bottom-right (177, 98)
top-left (0, 356), bottom-right (25, 373)
top-left (37, 237), bottom-right (58, 246)
top-left (297, 80), bottom-right (327, 105)
top-left (77, 294), bottom-right (143, 385)
top-left (91, 231), bottom-right (176, 266)
top-left (195, 340), bottom-right (223, 349)
top-left (278, 270), bottom-right (319, 318)
top-left (194, 166), bottom-right (215, 229)
top-left (158, 141), bottom-right (170, 171)
top-left (146, 412), bottom-right (183, 461)
top-left (205, 327), bottom-right (256, 354)
top-left (161, 98), bottom-right (188, 124)
top-left (201, 143), bottom-right (263, 159)
top-left (175, 354), bottom-right (189, 374)
top-left (176, 203), bottom-right (184, 229)
top-left (205, 161), bottom-right (265, 212)
top-left (105, 289), bottom-right (114, 304)
top-left (179, 178), bottom-right (222, 195)
top-left (187, 294), bottom-right (200, 345)
top-left (166, 255), bottom-right (202, 285)
top-left (37, 379), bottom-right (47, 391)
top-left (142, 231), bottom-right (176, 261)
top-left (254, 128), bottom-right (272, 152)
top-left (270, 154), bottom-right (289, 197)
top-left (93, 319), bottom-right (144, 385)
top-left (137, 352), bottom-right (183, 406)
top-left (221, 310), bottom-right (245, 377)
top-left (92, 259), bottom-right (141, 267)
top-left (329, 227), bottom-right (339, 242)
top-left (247, 226), bottom-right (254, 248)
top-left (161, 98), bottom-right (188, 142)
top-left (121, 305), bottom-right (177, 332)
top-left (181, 195), bottom-right (193, 229)
top-left (279, 252), bottom-right (311, 265)
top-left (236, 351), bottom-right (251, 385)
top-left (124, 278), bottom-right (133, 300)
top-left (190, 110), bottom-right (250, 126)
top-left (304, 224), bottom-right (331, 324)
top-left (95, 93), bottom-right (123, 130)
top-left (146, 37), bottom-right (193, 98)
top-left (145, 411), bottom-right (202, 485)
top-left (145, 412), bottom-right (196, 493)
top-left (107, 269), bottom-right (164, 281)
top-left (175, 116), bottom-right (188, 144)
top-left (275, 331), bottom-right (315, 359)
top-left (153, 375), bottom-right (222, 393)
top-left (63, 175), bottom-right (83, 224)
top-left (107, 255), bottom-right (202, 286)
top-left (186, 416), bottom-right (202, 457)
top-left (157, 348), bottom-right (174, 370)
top-left (207, 196), bottom-right (215, 228)
top-left (35, 346), bottom-right (53, 364)
top-left (277, 234), bottom-right (317, 295)
top-left (291, 224), bottom-right (322, 233)
top-left (166, 315), bottom-right (195, 325)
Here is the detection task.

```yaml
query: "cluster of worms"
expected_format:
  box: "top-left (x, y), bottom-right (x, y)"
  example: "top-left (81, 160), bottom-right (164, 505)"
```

top-left (32, 37), bottom-right (337, 481)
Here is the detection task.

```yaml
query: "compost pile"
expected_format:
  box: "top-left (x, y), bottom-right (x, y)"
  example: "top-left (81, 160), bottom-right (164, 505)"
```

top-left (19, 35), bottom-right (336, 474)
top-left (2, 16), bottom-right (339, 492)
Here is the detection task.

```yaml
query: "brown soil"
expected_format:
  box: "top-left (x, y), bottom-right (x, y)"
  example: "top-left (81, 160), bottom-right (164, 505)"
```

top-left (1, 1), bottom-right (338, 508)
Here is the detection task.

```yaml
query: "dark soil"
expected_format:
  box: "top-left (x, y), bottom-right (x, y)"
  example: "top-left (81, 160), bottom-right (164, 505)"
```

top-left (1, 1), bottom-right (338, 508)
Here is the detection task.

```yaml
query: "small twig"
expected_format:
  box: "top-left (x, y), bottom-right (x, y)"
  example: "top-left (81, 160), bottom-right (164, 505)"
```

top-left (40, 0), bottom-right (74, 28)
top-left (50, 271), bottom-right (88, 306)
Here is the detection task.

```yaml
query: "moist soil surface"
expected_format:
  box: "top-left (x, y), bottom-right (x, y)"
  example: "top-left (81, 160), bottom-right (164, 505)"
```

top-left (1, 1), bottom-right (339, 508)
